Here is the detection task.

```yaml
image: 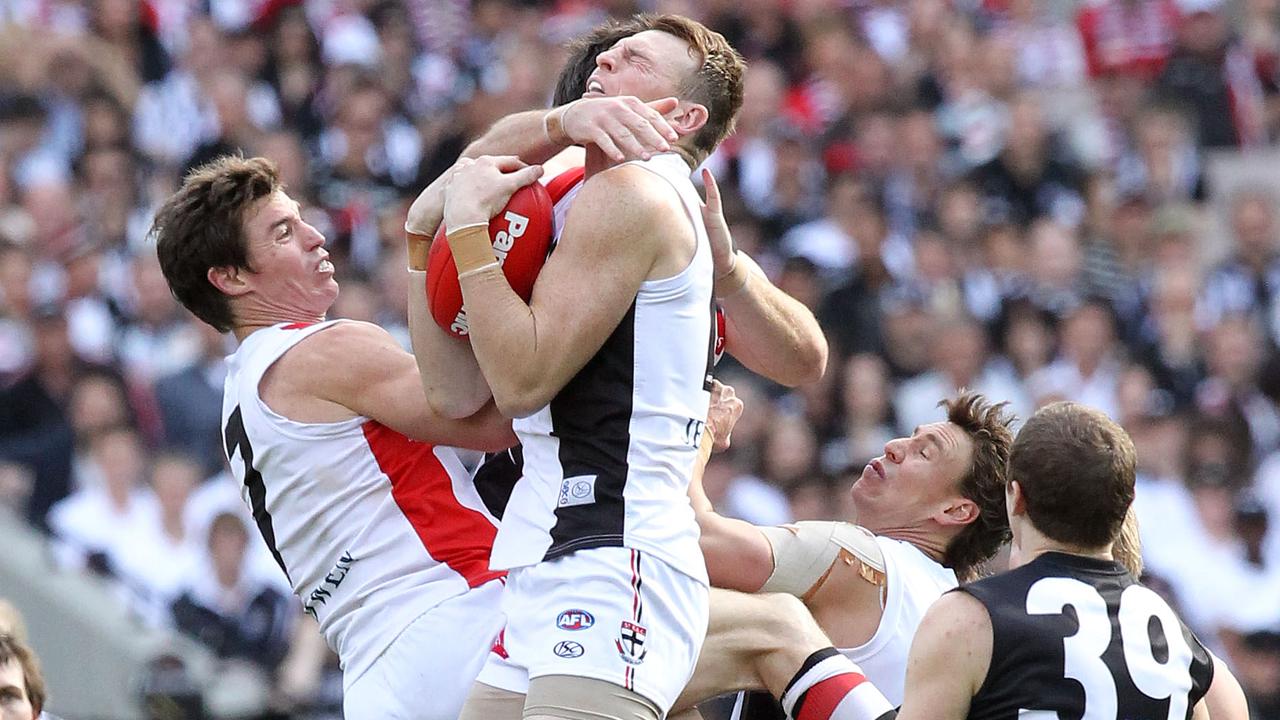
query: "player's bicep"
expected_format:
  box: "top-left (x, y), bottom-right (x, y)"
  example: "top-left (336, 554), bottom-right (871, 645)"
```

top-left (896, 592), bottom-right (991, 720)
top-left (522, 172), bottom-right (663, 384)
top-left (321, 324), bottom-right (515, 450)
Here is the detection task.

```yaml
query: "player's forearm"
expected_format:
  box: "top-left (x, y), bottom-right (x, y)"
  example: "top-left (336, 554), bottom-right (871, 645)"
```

top-left (463, 108), bottom-right (569, 165)
top-left (688, 429), bottom-right (716, 515)
top-left (691, 434), bottom-right (774, 591)
top-left (406, 274), bottom-right (493, 419)
top-left (404, 183), bottom-right (494, 418)
top-left (721, 254), bottom-right (828, 386)
top-left (451, 259), bottom-right (552, 418)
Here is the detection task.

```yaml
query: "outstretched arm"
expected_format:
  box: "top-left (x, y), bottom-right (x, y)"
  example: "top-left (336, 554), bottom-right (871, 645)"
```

top-left (690, 381), bottom-right (775, 592)
top-left (463, 96), bottom-right (682, 165)
top-left (280, 321), bottom-right (515, 451)
top-left (700, 170), bottom-right (828, 386)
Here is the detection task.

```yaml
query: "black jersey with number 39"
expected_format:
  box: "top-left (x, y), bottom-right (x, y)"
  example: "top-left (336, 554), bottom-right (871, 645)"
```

top-left (960, 552), bottom-right (1213, 720)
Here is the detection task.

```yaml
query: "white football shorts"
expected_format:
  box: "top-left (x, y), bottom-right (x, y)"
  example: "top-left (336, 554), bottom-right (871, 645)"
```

top-left (476, 546), bottom-right (709, 713)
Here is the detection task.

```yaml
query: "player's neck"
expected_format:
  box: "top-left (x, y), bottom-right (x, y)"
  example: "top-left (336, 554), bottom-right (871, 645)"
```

top-left (583, 145), bottom-right (615, 179)
top-left (875, 525), bottom-right (948, 564)
top-left (232, 306), bottom-right (328, 342)
top-left (1016, 525), bottom-right (1113, 566)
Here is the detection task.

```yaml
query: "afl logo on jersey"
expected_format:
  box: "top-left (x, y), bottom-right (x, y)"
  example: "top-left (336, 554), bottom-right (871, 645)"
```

top-left (557, 609), bottom-right (595, 631)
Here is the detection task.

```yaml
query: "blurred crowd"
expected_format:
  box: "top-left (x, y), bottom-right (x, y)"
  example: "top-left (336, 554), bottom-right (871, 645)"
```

top-left (1, 0), bottom-right (1280, 716)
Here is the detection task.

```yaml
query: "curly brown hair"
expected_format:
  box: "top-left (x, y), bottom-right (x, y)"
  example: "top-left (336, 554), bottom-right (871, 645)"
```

top-left (940, 392), bottom-right (1016, 581)
top-left (150, 155), bottom-right (281, 332)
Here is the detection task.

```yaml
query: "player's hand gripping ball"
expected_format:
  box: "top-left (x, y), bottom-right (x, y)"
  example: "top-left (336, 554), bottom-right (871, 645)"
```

top-left (426, 181), bottom-right (554, 338)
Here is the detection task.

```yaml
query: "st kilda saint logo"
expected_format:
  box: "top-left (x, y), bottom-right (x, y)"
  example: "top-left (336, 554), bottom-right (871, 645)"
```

top-left (615, 621), bottom-right (647, 665)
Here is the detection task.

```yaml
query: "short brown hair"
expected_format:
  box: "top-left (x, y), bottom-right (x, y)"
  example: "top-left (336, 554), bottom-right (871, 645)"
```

top-left (641, 15), bottom-right (745, 162)
top-left (941, 392), bottom-right (1016, 580)
top-left (1009, 402), bottom-right (1136, 549)
top-left (552, 15), bottom-right (745, 163)
top-left (150, 155), bottom-right (281, 332)
top-left (0, 632), bottom-right (45, 716)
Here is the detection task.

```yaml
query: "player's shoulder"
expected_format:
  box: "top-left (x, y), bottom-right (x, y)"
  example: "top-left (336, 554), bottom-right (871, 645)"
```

top-left (921, 589), bottom-right (993, 643)
top-left (275, 320), bottom-right (401, 381)
top-left (292, 319), bottom-right (394, 352)
top-left (574, 162), bottom-right (683, 218)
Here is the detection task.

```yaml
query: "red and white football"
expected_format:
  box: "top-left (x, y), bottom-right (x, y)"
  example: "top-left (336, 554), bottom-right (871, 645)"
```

top-left (426, 181), bottom-right (555, 338)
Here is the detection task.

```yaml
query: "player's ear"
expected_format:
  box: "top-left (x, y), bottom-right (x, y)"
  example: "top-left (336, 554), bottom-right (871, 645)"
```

top-left (670, 102), bottom-right (708, 137)
top-left (938, 497), bottom-right (978, 526)
top-left (1006, 480), bottom-right (1026, 517)
top-left (209, 265), bottom-right (252, 297)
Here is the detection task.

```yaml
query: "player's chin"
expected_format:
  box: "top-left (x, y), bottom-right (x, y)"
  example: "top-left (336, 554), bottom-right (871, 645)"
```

top-left (848, 474), bottom-right (869, 500)
top-left (316, 281), bottom-right (340, 306)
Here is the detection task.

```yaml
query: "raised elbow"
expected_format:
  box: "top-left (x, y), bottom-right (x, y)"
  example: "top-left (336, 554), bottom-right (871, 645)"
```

top-left (774, 336), bottom-right (829, 387)
top-left (793, 338), bottom-right (829, 386)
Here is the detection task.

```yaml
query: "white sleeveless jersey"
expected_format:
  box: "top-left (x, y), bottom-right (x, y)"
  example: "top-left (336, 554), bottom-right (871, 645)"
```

top-left (492, 153), bottom-right (717, 584)
top-left (221, 320), bottom-right (503, 683)
top-left (840, 536), bottom-right (958, 706)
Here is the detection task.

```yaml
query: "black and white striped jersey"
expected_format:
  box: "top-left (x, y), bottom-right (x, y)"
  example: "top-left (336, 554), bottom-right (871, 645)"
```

top-left (490, 153), bottom-right (717, 584)
top-left (960, 552), bottom-right (1214, 720)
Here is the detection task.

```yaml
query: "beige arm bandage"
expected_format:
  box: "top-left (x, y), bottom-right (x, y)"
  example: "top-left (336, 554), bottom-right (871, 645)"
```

top-left (759, 521), bottom-right (887, 599)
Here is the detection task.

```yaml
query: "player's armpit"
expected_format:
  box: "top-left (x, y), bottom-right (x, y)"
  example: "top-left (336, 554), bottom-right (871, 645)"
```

top-left (895, 592), bottom-right (992, 720)
top-left (300, 321), bottom-right (516, 450)
top-left (460, 164), bottom-right (676, 417)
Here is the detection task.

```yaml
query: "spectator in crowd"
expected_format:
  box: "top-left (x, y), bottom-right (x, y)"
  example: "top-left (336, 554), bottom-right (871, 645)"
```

top-left (1154, 0), bottom-right (1267, 149)
top-left (171, 512), bottom-right (293, 672)
top-left (970, 92), bottom-right (1087, 229)
top-left (1198, 189), bottom-right (1280, 347)
top-left (1029, 297), bottom-right (1125, 418)
top-left (154, 318), bottom-right (228, 476)
top-left (65, 368), bottom-right (135, 486)
top-left (823, 353), bottom-right (897, 474)
top-left (0, 306), bottom-right (87, 528)
top-left (47, 425), bottom-right (155, 576)
top-left (895, 314), bottom-right (1031, 434)
top-left (113, 449), bottom-right (203, 626)
top-left (1197, 315), bottom-right (1280, 458)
